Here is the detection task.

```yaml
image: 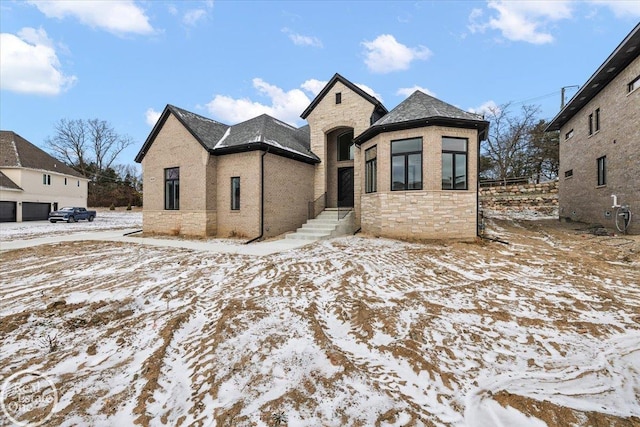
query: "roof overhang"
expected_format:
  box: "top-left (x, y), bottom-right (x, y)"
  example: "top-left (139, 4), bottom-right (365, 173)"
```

top-left (546, 23), bottom-right (640, 132)
top-left (212, 142), bottom-right (320, 165)
top-left (353, 117), bottom-right (490, 146)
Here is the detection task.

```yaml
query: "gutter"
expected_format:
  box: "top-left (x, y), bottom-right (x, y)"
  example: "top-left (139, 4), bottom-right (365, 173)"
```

top-left (245, 148), bottom-right (269, 244)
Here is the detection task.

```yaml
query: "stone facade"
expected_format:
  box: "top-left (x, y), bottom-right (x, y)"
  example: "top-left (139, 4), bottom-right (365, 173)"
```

top-left (480, 180), bottom-right (559, 215)
top-left (359, 126), bottom-right (479, 240)
top-left (304, 80), bottom-right (378, 224)
top-left (558, 55), bottom-right (639, 233)
top-left (141, 113), bottom-right (315, 238)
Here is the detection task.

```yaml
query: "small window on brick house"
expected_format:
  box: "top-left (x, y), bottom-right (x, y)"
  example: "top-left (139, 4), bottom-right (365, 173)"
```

top-left (564, 169), bottom-right (573, 178)
top-left (165, 167), bottom-right (180, 210)
top-left (595, 108), bottom-right (600, 132)
top-left (628, 75), bottom-right (640, 93)
top-left (231, 177), bottom-right (240, 210)
top-left (597, 156), bottom-right (606, 186)
top-left (335, 92), bottom-right (342, 104)
top-left (588, 113), bottom-right (593, 135)
top-left (565, 129), bottom-right (574, 140)
top-left (365, 146), bottom-right (377, 193)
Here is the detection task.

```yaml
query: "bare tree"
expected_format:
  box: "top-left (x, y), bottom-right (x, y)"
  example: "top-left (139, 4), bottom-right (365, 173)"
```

top-left (482, 103), bottom-right (541, 184)
top-left (46, 118), bottom-right (134, 180)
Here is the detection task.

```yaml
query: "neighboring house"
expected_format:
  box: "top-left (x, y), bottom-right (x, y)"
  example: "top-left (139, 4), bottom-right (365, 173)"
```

top-left (547, 23), bottom-right (639, 234)
top-left (0, 131), bottom-right (89, 222)
top-left (136, 74), bottom-right (488, 241)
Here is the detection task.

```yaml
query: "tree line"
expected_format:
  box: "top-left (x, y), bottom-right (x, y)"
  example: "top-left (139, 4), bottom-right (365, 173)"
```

top-left (480, 103), bottom-right (559, 185)
top-left (46, 118), bottom-right (142, 207)
top-left (45, 103), bottom-right (558, 207)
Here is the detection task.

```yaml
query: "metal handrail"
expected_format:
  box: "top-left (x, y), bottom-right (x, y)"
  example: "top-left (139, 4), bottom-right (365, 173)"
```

top-left (308, 192), bottom-right (326, 220)
top-left (337, 199), bottom-right (352, 221)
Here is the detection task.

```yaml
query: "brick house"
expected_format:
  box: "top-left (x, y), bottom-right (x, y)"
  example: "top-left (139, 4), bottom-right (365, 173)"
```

top-left (136, 74), bottom-right (488, 241)
top-left (0, 131), bottom-right (89, 222)
top-left (547, 23), bottom-right (639, 234)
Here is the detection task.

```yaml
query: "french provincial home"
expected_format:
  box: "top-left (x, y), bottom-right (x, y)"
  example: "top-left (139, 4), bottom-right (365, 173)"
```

top-left (135, 74), bottom-right (489, 241)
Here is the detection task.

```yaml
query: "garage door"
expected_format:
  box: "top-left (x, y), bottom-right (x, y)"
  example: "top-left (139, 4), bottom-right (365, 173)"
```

top-left (22, 202), bottom-right (51, 221)
top-left (0, 201), bottom-right (17, 222)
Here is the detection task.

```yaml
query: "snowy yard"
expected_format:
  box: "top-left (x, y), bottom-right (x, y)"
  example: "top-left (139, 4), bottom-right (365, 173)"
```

top-left (0, 209), bottom-right (142, 241)
top-left (0, 216), bottom-right (639, 426)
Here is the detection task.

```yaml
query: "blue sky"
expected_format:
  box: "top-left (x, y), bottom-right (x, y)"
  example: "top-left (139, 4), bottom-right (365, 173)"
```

top-left (1, 1), bottom-right (639, 169)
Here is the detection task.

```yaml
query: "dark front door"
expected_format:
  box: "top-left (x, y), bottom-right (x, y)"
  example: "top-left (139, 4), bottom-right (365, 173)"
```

top-left (337, 167), bottom-right (354, 207)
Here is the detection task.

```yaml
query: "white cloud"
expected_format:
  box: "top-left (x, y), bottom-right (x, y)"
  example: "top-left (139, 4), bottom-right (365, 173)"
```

top-left (355, 83), bottom-right (383, 103)
top-left (362, 34), bottom-right (432, 73)
top-left (28, 0), bottom-right (155, 36)
top-left (205, 78), bottom-right (311, 126)
top-left (590, 0), bottom-right (640, 18)
top-left (301, 79), bottom-right (327, 96)
top-left (282, 28), bottom-right (323, 48)
top-left (0, 27), bottom-right (77, 95)
top-left (145, 108), bottom-right (162, 126)
top-left (468, 100), bottom-right (500, 116)
top-left (469, 0), bottom-right (573, 44)
top-left (183, 9), bottom-right (207, 26)
top-left (396, 85), bottom-right (436, 97)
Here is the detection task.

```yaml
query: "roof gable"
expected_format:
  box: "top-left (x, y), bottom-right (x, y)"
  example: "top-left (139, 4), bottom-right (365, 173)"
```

top-left (300, 73), bottom-right (388, 119)
top-left (135, 106), bottom-right (319, 164)
top-left (0, 170), bottom-right (22, 191)
top-left (354, 91), bottom-right (489, 145)
top-left (0, 130), bottom-right (85, 178)
top-left (135, 105), bottom-right (229, 162)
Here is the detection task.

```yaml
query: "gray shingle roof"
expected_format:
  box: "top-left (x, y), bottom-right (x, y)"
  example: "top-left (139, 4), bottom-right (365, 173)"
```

top-left (0, 170), bottom-right (22, 191)
top-left (136, 106), bottom-right (318, 164)
top-left (167, 105), bottom-right (230, 150)
top-left (354, 91), bottom-right (489, 144)
top-left (214, 114), bottom-right (318, 162)
top-left (374, 91), bottom-right (484, 126)
top-left (0, 130), bottom-right (85, 178)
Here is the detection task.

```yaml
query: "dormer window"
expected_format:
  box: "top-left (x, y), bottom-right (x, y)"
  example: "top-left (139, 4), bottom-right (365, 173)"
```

top-left (335, 92), bottom-right (342, 104)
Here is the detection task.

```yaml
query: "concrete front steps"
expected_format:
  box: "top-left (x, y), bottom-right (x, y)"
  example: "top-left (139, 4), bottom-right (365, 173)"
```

top-left (286, 208), bottom-right (355, 241)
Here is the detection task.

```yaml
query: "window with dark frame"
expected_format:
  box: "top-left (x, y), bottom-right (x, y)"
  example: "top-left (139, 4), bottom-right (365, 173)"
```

top-left (597, 156), bottom-right (606, 186)
top-left (564, 169), bottom-right (573, 178)
top-left (337, 131), bottom-right (354, 161)
top-left (391, 138), bottom-right (422, 191)
top-left (164, 167), bottom-right (180, 210)
top-left (588, 113), bottom-right (593, 135)
top-left (335, 92), bottom-right (342, 104)
top-left (565, 129), bottom-right (574, 140)
top-left (42, 174), bottom-right (51, 185)
top-left (231, 177), bottom-right (240, 210)
top-left (442, 137), bottom-right (468, 190)
top-left (64, 178), bottom-right (67, 185)
top-left (595, 108), bottom-right (600, 132)
top-left (629, 75), bottom-right (640, 93)
top-left (365, 146), bottom-right (377, 193)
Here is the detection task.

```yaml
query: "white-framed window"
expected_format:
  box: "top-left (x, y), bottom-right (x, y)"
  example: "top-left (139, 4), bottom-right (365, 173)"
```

top-left (628, 75), bottom-right (640, 93)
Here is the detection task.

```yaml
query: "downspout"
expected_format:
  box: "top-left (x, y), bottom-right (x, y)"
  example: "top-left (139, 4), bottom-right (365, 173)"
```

top-left (245, 148), bottom-right (269, 244)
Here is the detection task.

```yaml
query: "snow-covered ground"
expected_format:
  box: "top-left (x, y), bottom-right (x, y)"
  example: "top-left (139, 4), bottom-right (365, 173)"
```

top-left (0, 210), bottom-right (142, 240)
top-left (1, 217), bottom-right (639, 426)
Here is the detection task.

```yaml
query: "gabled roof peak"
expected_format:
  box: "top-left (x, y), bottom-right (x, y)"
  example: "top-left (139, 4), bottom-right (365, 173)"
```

top-left (300, 73), bottom-right (387, 119)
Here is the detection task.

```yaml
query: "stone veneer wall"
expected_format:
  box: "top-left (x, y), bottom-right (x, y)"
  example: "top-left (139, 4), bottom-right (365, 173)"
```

top-left (479, 180), bottom-right (559, 215)
top-left (358, 126), bottom-right (479, 241)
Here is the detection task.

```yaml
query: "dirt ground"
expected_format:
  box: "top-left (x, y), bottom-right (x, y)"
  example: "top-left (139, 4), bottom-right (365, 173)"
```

top-left (1, 218), bottom-right (639, 426)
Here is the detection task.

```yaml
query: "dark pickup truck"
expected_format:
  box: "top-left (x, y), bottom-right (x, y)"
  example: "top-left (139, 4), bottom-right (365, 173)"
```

top-left (49, 207), bottom-right (96, 223)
